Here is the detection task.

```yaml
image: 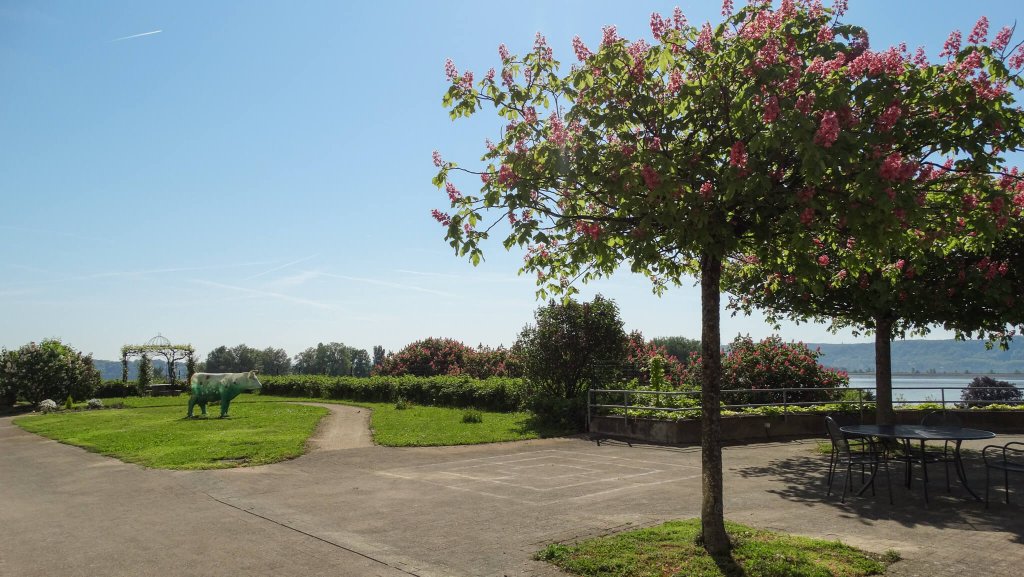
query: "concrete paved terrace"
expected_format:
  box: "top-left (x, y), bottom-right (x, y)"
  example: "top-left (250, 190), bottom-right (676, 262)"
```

top-left (2, 407), bottom-right (1022, 577)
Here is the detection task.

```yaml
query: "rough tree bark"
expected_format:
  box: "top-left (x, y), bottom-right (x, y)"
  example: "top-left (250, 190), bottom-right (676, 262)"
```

top-left (874, 315), bottom-right (895, 426)
top-left (700, 252), bottom-right (729, 554)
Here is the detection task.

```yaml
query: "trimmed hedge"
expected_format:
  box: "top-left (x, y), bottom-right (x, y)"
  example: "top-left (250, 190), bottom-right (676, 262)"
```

top-left (259, 375), bottom-right (527, 412)
top-left (93, 380), bottom-right (141, 398)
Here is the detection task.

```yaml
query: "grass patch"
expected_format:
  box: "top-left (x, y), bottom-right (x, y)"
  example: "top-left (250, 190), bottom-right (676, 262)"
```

top-left (355, 401), bottom-right (567, 446)
top-left (537, 519), bottom-right (895, 577)
top-left (14, 402), bottom-right (327, 469)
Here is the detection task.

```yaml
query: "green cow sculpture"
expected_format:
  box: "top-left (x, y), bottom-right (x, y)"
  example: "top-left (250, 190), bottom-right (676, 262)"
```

top-left (187, 371), bottom-right (262, 418)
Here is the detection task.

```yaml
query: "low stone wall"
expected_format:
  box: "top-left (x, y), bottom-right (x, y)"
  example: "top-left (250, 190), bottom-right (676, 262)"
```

top-left (589, 410), bottom-right (1024, 445)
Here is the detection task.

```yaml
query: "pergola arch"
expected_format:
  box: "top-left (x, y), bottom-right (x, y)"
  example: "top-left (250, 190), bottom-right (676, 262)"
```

top-left (121, 334), bottom-right (196, 387)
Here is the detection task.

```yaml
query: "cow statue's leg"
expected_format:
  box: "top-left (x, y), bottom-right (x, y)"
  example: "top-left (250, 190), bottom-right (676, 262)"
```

top-left (219, 393), bottom-right (231, 418)
top-left (198, 401), bottom-right (207, 416)
top-left (187, 395), bottom-right (197, 418)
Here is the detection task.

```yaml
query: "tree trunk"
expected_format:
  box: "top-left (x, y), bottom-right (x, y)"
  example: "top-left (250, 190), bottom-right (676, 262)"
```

top-left (874, 315), bottom-right (895, 425)
top-left (699, 252), bottom-right (730, 555)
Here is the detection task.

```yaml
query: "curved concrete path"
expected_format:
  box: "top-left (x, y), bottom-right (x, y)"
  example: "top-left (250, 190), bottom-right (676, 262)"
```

top-left (294, 402), bottom-right (374, 451)
top-left (2, 408), bottom-right (1023, 577)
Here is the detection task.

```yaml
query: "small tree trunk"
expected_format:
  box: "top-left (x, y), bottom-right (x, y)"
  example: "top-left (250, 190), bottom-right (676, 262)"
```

top-left (699, 252), bottom-right (730, 555)
top-left (874, 315), bottom-right (895, 425)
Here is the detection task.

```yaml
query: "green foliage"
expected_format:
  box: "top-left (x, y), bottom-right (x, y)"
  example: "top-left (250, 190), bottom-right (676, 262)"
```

top-left (93, 380), bottom-right (141, 398)
top-left (64, 395), bottom-right (73, 410)
top-left (651, 336), bottom-right (702, 365)
top-left (372, 345), bottom-right (386, 369)
top-left (292, 342), bottom-right (367, 376)
top-left (14, 402), bottom-right (327, 469)
top-left (961, 375), bottom-right (1023, 407)
top-left (0, 339), bottom-right (100, 405)
top-left (394, 396), bottom-right (410, 410)
top-left (204, 344), bottom-right (291, 375)
top-left (137, 353), bottom-right (153, 390)
top-left (536, 518), bottom-right (892, 577)
top-left (258, 374), bottom-right (527, 412)
top-left (461, 409), bottom-right (483, 423)
top-left (515, 295), bottom-right (628, 429)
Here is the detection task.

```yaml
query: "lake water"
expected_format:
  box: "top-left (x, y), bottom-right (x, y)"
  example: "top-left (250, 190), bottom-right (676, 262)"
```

top-left (847, 374), bottom-right (1024, 404)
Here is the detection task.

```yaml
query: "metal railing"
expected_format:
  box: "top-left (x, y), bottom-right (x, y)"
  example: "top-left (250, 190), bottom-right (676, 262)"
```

top-left (586, 386), bottom-right (1023, 429)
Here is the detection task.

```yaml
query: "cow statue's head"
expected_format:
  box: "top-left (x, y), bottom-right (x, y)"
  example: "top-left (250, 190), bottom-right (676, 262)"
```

top-left (244, 370), bottom-right (263, 391)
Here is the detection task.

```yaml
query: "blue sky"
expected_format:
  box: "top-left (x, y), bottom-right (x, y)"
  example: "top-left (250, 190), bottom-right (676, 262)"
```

top-left (2, 1), bottom-right (1021, 361)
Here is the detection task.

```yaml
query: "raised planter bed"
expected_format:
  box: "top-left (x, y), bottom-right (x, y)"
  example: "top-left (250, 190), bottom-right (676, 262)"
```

top-left (589, 409), bottom-right (1024, 445)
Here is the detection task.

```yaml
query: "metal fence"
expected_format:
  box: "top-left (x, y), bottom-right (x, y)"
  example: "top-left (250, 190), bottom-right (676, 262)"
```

top-left (586, 386), bottom-right (1024, 429)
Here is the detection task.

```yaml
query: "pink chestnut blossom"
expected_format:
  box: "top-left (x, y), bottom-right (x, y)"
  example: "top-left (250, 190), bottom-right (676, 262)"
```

top-left (721, 0), bottom-right (734, 17)
top-left (795, 93), bottom-right (815, 114)
top-left (672, 7), bottom-right (687, 30)
top-left (699, 181), bottom-right (714, 199)
top-left (549, 115), bottom-right (567, 146)
top-left (817, 254), bottom-right (830, 267)
top-left (763, 95), bottom-right (780, 123)
top-left (729, 140), bottom-right (748, 169)
top-left (498, 44), bottom-right (510, 62)
top-left (641, 165), bottom-right (661, 190)
top-left (431, 209), bottom-right (452, 226)
top-left (445, 182), bottom-right (462, 202)
top-left (602, 25), bottom-right (619, 47)
top-left (967, 16), bottom-right (989, 44)
top-left (650, 12), bottom-right (667, 40)
top-left (817, 26), bottom-right (834, 44)
top-left (696, 23), bottom-right (713, 52)
top-left (444, 59), bottom-right (458, 82)
top-left (992, 26), bottom-right (1013, 52)
top-left (814, 111), bottom-right (840, 148)
top-left (1010, 46), bottom-right (1024, 69)
top-left (432, 150), bottom-right (444, 167)
top-left (572, 36), bottom-right (592, 62)
top-left (876, 101), bottom-right (902, 132)
top-left (940, 30), bottom-right (962, 58)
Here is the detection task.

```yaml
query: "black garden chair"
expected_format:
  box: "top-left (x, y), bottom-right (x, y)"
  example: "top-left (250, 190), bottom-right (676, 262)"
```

top-left (825, 416), bottom-right (893, 504)
top-left (982, 441), bottom-right (1024, 506)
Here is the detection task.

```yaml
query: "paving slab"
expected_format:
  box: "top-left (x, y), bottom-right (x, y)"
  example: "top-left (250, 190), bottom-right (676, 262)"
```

top-left (2, 408), bottom-right (1022, 577)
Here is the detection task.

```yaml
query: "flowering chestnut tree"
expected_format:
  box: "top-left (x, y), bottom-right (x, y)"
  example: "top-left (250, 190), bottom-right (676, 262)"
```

top-left (434, 0), bottom-right (1024, 552)
top-left (729, 223), bottom-right (1024, 423)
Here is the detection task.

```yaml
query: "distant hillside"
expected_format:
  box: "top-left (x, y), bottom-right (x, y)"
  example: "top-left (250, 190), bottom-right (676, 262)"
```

top-left (94, 359), bottom-right (188, 382)
top-left (810, 339), bottom-right (1024, 374)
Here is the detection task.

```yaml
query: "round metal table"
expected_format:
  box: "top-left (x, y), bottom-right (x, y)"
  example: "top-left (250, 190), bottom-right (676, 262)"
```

top-left (840, 424), bottom-right (996, 503)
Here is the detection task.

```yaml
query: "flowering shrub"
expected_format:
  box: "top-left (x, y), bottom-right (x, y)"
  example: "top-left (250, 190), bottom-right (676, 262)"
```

top-left (38, 399), bottom-right (57, 413)
top-left (0, 340), bottom-right (100, 405)
top-left (624, 332), bottom-right (687, 389)
top-left (374, 338), bottom-right (522, 378)
top-left (683, 335), bottom-right (849, 405)
top-left (87, 398), bottom-right (103, 410)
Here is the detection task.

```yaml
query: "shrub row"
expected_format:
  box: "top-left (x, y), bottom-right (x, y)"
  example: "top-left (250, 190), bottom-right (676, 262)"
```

top-left (259, 374), bottom-right (528, 412)
top-left (93, 380), bottom-right (142, 398)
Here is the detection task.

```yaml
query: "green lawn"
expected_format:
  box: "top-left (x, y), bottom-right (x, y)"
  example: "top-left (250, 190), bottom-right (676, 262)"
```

top-left (537, 519), bottom-right (897, 577)
top-left (348, 401), bottom-right (568, 446)
top-left (14, 401), bottom-right (327, 469)
top-left (13, 395), bottom-right (569, 468)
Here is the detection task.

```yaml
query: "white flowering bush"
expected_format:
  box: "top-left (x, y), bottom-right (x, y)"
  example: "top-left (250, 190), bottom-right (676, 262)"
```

top-left (38, 399), bottom-right (57, 413)
top-left (87, 398), bottom-right (103, 409)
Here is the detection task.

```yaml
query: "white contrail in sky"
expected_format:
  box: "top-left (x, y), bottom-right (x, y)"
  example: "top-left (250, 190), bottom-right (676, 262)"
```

top-left (243, 254), bottom-right (319, 281)
top-left (112, 30), bottom-right (162, 42)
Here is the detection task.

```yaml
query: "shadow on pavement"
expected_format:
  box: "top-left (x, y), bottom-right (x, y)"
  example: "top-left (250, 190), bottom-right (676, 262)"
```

top-left (736, 452), bottom-right (1024, 543)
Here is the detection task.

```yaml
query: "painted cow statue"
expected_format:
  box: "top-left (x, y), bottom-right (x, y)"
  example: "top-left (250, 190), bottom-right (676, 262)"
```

top-left (187, 371), bottom-right (262, 418)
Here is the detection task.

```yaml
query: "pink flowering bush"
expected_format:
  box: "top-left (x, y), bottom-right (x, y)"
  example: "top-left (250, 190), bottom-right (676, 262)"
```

top-left (682, 335), bottom-right (849, 405)
top-left (373, 338), bottom-right (523, 379)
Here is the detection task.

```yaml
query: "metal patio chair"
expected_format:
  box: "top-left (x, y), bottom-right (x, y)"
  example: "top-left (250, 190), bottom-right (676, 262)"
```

top-left (983, 441), bottom-right (1024, 506)
top-left (825, 416), bottom-right (893, 504)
